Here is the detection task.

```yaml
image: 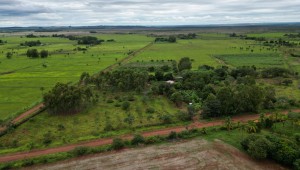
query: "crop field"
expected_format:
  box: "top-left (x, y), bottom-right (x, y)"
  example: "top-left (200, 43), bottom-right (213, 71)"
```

top-left (0, 34), bottom-right (153, 120)
top-left (132, 34), bottom-right (279, 69)
top-left (215, 53), bottom-right (284, 68)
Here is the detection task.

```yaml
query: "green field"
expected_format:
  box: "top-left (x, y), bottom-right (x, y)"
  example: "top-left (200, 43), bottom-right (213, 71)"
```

top-left (215, 53), bottom-right (284, 68)
top-left (133, 34), bottom-right (279, 69)
top-left (0, 34), bottom-right (153, 120)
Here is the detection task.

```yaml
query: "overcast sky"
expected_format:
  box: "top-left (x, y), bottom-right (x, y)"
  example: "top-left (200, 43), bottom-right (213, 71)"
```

top-left (0, 0), bottom-right (299, 27)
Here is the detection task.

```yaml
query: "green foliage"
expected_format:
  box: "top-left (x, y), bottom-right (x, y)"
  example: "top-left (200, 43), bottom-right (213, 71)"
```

top-left (6, 52), bottom-right (12, 59)
top-left (145, 135), bottom-right (164, 144)
top-left (247, 137), bottom-right (273, 159)
top-left (78, 36), bottom-right (103, 45)
top-left (40, 50), bottom-right (49, 58)
top-left (72, 146), bottom-right (90, 156)
top-left (178, 57), bottom-right (192, 71)
top-left (43, 82), bottom-right (94, 114)
top-left (168, 131), bottom-right (178, 140)
top-left (261, 67), bottom-right (292, 78)
top-left (94, 68), bottom-right (149, 91)
top-left (122, 101), bottom-right (130, 111)
top-left (131, 134), bottom-right (145, 145)
top-left (26, 49), bottom-right (39, 58)
top-left (43, 131), bottom-right (53, 146)
top-left (112, 138), bottom-right (125, 150)
top-left (294, 159), bottom-right (300, 170)
top-left (21, 40), bottom-right (41, 47)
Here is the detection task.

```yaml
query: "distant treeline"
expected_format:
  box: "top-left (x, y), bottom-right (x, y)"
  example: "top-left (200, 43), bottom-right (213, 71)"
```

top-left (52, 34), bottom-right (104, 45)
top-left (0, 40), bottom-right (7, 44)
top-left (20, 40), bottom-right (41, 47)
top-left (229, 33), bottom-right (299, 47)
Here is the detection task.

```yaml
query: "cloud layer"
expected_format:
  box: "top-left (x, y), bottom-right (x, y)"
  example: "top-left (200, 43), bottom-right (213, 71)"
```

top-left (0, 0), bottom-right (299, 27)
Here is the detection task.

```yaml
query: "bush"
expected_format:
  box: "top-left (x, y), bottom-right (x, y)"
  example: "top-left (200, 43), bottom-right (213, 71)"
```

top-left (168, 131), bottom-right (178, 140)
top-left (122, 101), bottom-right (130, 111)
top-left (247, 137), bottom-right (273, 159)
top-left (295, 133), bottom-right (300, 143)
top-left (131, 134), bottom-right (145, 145)
top-left (294, 159), bottom-right (300, 170)
top-left (112, 138), bottom-right (125, 150)
top-left (145, 136), bottom-right (164, 144)
top-left (72, 146), bottom-right (90, 156)
top-left (146, 108), bottom-right (155, 114)
top-left (241, 134), bottom-right (260, 150)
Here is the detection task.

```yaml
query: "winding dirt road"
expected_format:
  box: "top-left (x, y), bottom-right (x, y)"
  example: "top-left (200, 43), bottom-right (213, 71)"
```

top-left (0, 109), bottom-right (299, 163)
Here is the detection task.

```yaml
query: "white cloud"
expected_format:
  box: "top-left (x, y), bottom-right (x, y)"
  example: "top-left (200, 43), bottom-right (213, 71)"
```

top-left (0, 0), bottom-right (299, 26)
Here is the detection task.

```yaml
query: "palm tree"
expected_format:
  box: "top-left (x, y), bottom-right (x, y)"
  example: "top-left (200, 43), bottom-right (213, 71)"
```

top-left (246, 120), bottom-right (258, 133)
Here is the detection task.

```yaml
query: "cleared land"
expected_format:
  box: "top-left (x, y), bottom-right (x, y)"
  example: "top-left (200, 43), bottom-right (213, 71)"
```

top-left (29, 139), bottom-right (286, 170)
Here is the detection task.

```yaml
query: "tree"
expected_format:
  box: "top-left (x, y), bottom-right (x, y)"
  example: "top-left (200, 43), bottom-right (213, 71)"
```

top-left (178, 57), bottom-right (192, 71)
top-left (6, 52), bottom-right (12, 59)
top-left (224, 117), bottom-right (233, 131)
top-left (202, 94), bottom-right (221, 118)
top-left (43, 82), bottom-right (94, 114)
top-left (26, 49), bottom-right (39, 58)
top-left (40, 50), bottom-right (49, 58)
top-left (216, 87), bottom-right (236, 115)
top-left (247, 137), bottom-right (273, 159)
top-left (170, 92), bottom-right (184, 106)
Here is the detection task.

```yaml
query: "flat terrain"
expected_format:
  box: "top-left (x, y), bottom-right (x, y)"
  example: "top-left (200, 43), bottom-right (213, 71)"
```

top-left (0, 34), bottom-right (152, 120)
top-left (28, 139), bottom-right (286, 170)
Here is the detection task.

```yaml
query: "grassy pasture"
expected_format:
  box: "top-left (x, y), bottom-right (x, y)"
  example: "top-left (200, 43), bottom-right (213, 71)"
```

top-left (132, 35), bottom-right (278, 69)
top-left (0, 34), bottom-right (153, 120)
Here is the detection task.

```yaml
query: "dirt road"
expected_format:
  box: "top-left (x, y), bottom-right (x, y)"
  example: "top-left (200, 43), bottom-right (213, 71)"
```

top-left (0, 109), bottom-right (298, 163)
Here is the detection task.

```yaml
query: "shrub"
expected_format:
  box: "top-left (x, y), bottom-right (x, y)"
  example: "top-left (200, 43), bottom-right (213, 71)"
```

top-left (72, 146), bottom-right (90, 156)
top-left (112, 138), bottom-right (125, 150)
top-left (241, 134), bottom-right (260, 150)
top-left (168, 131), bottom-right (178, 140)
top-left (106, 99), bottom-right (114, 103)
top-left (247, 137), bottom-right (273, 159)
top-left (122, 101), bottom-right (130, 111)
top-left (294, 159), bottom-right (300, 170)
top-left (294, 133), bottom-right (300, 143)
top-left (131, 134), bottom-right (145, 145)
top-left (146, 107), bottom-right (155, 114)
top-left (43, 131), bottom-right (52, 146)
top-left (145, 136), bottom-right (164, 144)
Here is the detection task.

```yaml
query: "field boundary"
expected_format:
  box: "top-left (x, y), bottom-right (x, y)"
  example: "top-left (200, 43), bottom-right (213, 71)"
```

top-left (0, 109), bottom-right (299, 163)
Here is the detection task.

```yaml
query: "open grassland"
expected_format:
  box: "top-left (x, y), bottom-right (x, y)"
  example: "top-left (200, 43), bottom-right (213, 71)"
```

top-left (132, 34), bottom-right (279, 69)
top-left (0, 94), bottom-right (180, 154)
top-left (0, 34), bottom-right (153, 120)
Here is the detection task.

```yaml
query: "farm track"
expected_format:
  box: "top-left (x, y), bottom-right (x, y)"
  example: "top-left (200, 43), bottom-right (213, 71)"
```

top-left (0, 108), bottom-right (299, 163)
top-left (0, 42), bottom-right (153, 134)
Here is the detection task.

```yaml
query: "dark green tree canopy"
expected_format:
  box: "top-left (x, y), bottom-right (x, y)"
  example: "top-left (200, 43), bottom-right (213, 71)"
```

top-left (178, 57), bottom-right (192, 71)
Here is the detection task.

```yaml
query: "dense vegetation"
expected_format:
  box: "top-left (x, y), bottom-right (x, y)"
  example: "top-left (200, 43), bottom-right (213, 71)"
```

top-left (43, 83), bottom-right (96, 114)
